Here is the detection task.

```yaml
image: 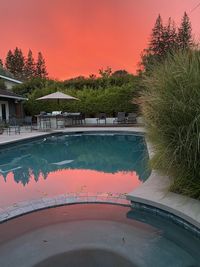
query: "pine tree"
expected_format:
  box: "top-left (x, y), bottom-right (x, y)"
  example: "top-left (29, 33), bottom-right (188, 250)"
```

top-left (162, 18), bottom-right (177, 54)
top-left (149, 14), bottom-right (164, 57)
top-left (178, 12), bottom-right (193, 50)
top-left (140, 14), bottom-right (165, 71)
top-left (24, 49), bottom-right (35, 80)
top-left (0, 59), bottom-right (3, 68)
top-left (5, 50), bottom-right (14, 73)
top-left (36, 52), bottom-right (48, 78)
top-left (13, 47), bottom-right (25, 79)
top-left (5, 47), bottom-right (25, 79)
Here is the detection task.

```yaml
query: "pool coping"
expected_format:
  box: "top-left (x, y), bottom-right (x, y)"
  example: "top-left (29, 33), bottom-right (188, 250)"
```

top-left (0, 126), bottom-right (144, 148)
top-left (0, 192), bottom-right (130, 223)
top-left (1, 126), bottom-right (200, 231)
top-left (127, 141), bottom-right (200, 230)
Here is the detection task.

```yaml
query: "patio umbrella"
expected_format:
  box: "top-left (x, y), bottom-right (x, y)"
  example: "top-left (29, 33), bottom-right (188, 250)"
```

top-left (36, 91), bottom-right (79, 104)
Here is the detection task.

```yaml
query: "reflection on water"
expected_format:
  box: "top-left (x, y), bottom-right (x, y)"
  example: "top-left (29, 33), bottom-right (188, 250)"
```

top-left (0, 133), bottom-right (150, 206)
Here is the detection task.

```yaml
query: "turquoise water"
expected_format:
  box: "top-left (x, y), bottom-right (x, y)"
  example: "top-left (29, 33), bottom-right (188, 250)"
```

top-left (0, 132), bottom-right (149, 207)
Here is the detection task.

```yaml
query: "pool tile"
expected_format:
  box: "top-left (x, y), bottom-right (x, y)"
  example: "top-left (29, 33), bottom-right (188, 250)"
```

top-left (116, 198), bottom-right (130, 206)
top-left (42, 197), bottom-right (56, 207)
top-left (97, 192), bottom-right (109, 198)
top-left (87, 196), bottom-right (97, 202)
top-left (66, 197), bottom-right (77, 203)
top-left (78, 192), bottom-right (88, 197)
top-left (87, 193), bottom-right (96, 198)
top-left (106, 197), bottom-right (118, 204)
top-left (77, 196), bottom-right (88, 202)
top-left (55, 195), bottom-right (66, 205)
top-left (7, 208), bottom-right (25, 218)
top-left (0, 212), bottom-right (9, 222)
top-left (96, 196), bottom-right (108, 202)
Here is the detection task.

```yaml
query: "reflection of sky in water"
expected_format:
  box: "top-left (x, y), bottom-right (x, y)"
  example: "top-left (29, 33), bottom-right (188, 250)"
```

top-left (0, 133), bottom-right (150, 207)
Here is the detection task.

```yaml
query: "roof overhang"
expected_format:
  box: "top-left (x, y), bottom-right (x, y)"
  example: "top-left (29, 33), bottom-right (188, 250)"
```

top-left (0, 94), bottom-right (27, 101)
top-left (0, 75), bottom-right (22, 84)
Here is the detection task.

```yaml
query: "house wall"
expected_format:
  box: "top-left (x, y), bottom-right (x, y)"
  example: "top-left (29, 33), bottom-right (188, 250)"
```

top-left (0, 97), bottom-right (23, 120)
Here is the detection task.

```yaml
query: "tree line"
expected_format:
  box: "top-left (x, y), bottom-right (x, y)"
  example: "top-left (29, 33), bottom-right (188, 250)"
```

top-left (140, 12), bottom-right (194, 72)
top-left (0, 48), bottom-right (48, 81)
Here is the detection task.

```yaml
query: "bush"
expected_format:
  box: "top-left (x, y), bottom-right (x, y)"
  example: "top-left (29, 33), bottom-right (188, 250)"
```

top-left (142, 50), bottom-right (200, 199)
top-left (24, 84), bottom-right (139, 117)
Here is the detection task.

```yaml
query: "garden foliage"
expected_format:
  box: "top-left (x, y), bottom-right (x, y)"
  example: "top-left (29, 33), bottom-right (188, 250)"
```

top-left (142, 50), bottom-right (200, 199)
top-left (14, 73), bottom-right (140, 117)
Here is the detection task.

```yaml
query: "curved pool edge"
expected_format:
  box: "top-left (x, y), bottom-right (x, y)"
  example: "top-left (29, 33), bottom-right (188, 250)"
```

top-left (126, 138), bottom-right (200, 231)
top-left (127, 171), bottom-right (200, 230)
top-left (0, 192), bottom-right (130, 223)
top-left (2, 126), bottom-right (200, 233)
top-left (0, 126), bottom-right (145, 148)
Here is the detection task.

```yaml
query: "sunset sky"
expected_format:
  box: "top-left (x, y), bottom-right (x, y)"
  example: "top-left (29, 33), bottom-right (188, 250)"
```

top-left (0, 0), bottom-right (200, 80)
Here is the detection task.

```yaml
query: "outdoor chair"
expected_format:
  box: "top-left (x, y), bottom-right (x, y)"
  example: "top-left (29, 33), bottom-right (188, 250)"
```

top-left (0, 118), bottom-right (6, 134)
top-left (126, 113), bottom-right (137, 124)
top-left (39, 116), bottom-right (51, 131)
top-left (7, 117), bottom-right (21, 135)
top-left (24, 116), bottom-right (33, 131)
top-left (56, 115), bottom-right (65, 129)
top-left (67, 113), bottom-right (82, 125)
top-left (96, 113), bottom-right (107, 124)
top-left (80, 112), bottom-right (86, 124)
top-left (113, 112), bottom-right (126, 124)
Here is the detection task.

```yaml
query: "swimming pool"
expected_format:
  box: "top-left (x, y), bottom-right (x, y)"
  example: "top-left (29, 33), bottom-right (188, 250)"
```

top-left (0, 204), bottom-right (199, 267)
top-left (0, 131), bottom-right (200, 266)
top-left (0, 132), bottom-right (149, 208)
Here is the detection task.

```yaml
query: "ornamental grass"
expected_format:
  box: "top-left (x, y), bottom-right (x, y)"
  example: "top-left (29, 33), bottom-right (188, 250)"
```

top-left (142, 50), bottom-right (200, 199)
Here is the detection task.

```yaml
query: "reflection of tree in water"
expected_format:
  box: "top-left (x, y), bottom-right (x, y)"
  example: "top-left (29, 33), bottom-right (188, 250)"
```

top-left (0, 134), bottom-right (150, 186)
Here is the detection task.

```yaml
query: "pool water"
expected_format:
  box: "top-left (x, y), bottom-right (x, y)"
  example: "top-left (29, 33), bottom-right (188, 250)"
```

top-left (0, 204), bottom-right (199, 267)
top-left (0, 133), bottom-right (149, 207)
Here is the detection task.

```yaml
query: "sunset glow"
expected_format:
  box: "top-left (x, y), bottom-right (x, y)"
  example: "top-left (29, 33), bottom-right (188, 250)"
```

top-left (0, 0), bottom-right (200, 79)
top-left (0, 169), bottom-right (141, 207)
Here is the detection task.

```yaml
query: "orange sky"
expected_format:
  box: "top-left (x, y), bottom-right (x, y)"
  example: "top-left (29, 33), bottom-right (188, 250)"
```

top-left (0, 0), bottom-right (200, 80)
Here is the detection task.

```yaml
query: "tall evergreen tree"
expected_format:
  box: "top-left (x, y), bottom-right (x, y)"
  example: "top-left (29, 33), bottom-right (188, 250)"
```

top-left (0, 59), bottom-right (3, 68)
top-left (178, 12), bottom-right (193, 50)
top-left (36, 52), bottom-right (48, 78)
top-left (149, 14), bottom-right (164, 57)
top-left (162, 18), bottom-right (177, 53)
top-left (14, 47), bottom-right (25, 79)
top-left (139, 13), bottom-right (194, 72)
top-left (5, 47), bottom-right (25, 79)
top-left (140, 14), bottom-right (165, 71)
top-left (24, 49), bottom-right (35, 80)
top-left (5, 50), bottom-right (14, 73)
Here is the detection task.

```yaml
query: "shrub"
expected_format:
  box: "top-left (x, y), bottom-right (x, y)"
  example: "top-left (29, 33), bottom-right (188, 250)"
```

top-left (142, 50), bottom-right (200, 199)
top-left (24, 84), bottom-right (139, 117)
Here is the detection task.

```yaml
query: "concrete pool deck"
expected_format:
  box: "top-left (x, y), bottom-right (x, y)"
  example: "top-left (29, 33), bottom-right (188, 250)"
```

top-left (0, 126), bottom-right (200, 231)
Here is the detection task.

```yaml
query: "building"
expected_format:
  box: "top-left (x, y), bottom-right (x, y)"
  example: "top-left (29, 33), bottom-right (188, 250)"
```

top-left (0, 75), bottom-right (26, 121)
